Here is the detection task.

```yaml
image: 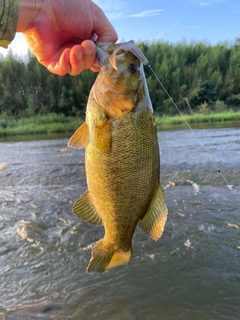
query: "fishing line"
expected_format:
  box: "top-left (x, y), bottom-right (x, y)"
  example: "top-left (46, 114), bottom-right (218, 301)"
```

top-left (148, 64), bottom-right (235, 195)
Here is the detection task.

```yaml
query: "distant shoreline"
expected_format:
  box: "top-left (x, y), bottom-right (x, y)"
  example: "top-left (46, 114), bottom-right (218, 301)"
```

top-left (0, 111), bottom-right (239, 138)
top-left (155, 111), bottom-right (240, 128)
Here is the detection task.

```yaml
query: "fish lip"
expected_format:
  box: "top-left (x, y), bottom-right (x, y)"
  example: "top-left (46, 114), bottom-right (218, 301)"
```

top-left (95, 41), bottom-right (149, 69)
top-left (95, 45), bottom-right (110, 68)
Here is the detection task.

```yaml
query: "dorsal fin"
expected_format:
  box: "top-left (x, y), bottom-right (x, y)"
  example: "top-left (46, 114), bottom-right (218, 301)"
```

top-left (68, 122), bottom-right (88, 149)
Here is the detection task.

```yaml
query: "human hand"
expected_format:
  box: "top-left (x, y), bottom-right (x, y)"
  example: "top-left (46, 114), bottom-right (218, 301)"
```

top-left (17, 0), bottom-right (118, 75)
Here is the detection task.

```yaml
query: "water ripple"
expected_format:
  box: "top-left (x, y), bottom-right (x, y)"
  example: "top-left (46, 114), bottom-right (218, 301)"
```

top-left (0, 131), bottom-right (239, 319)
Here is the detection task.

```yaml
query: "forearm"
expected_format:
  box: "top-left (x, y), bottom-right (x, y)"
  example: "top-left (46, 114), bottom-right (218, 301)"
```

top-left (0, 0), bottom-right (20, 48)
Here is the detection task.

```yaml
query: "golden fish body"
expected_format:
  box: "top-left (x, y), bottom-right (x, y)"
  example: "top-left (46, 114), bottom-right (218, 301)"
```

top-left (68, 42), bottom-right (167, 273)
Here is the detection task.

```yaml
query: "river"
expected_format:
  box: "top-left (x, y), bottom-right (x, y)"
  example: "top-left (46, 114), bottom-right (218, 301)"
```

top-left (0, 127), bottom-right (239, 320)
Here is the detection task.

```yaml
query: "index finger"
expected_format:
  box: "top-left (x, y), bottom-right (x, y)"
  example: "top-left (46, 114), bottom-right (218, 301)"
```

top-left (91, 3), bottom-right (118, 42)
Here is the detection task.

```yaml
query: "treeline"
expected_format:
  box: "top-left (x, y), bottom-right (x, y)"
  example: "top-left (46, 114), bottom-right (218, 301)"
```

top-left (0, 51), bottom-right (97, 118)
top-left (1, 40), bottom-right (240, 118)
top-left (138, 40), bottom-right (240, 115)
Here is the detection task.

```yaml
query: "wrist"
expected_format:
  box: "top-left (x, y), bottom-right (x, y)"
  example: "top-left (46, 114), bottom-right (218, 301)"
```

top-left (17, 0), bottom-right (43, 32)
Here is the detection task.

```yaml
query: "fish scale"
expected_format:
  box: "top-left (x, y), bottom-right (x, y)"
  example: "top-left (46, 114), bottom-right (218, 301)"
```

top-left (86, 111), bottom-right (159, 242)
top-left (68, 41), bottom-right (168, 273)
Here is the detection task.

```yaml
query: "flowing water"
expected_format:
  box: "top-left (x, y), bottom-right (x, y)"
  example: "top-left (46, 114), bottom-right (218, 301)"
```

top-left (0, 127), bottom-right (239, 320)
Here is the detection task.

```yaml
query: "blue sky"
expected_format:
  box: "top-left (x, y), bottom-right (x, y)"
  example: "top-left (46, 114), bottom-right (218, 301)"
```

top-left (99, 0), bottom-right (240, 44)
top-left (1, 0), bottom-right (240, 56)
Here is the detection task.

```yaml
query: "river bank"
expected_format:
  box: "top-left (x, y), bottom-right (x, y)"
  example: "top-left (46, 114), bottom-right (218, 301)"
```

top-left (0, 111), bottom-right (240, 138)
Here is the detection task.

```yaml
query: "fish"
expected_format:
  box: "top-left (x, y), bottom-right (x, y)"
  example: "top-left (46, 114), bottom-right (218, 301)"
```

top-left (68, 41), bottom-right (168, 273)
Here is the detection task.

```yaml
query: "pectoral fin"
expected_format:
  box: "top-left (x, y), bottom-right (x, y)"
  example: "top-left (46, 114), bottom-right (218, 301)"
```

top-left (68, 122), bottom-right (88, 149)
top-left (139, 185), bottom-right (168, 241)
top-left (72, 190), bottom-right (102, 226)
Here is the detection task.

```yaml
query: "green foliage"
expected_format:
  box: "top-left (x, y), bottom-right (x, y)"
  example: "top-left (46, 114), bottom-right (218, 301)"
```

top-left (139, 40), bottom-right (240, 115)
top-left (0, 51), bottom-right (96, 118)
top-left (0, 41), bottom-right (240, 121)
top-left (198, 101), bottom-right (209, 114)
top-left (155, 111), bottom-right (240, 128)
top-left (0, 112), bottom-right (82, 136)
top-left (214, 100), bottom-right (227, 112)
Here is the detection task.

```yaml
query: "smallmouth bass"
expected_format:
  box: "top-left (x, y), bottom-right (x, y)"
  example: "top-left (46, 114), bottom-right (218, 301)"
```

top-left (68, 41), bottom-right (168, 273)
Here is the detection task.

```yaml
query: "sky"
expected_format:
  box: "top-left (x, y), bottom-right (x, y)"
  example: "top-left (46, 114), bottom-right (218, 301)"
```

top-left (1, 0), bottom-right (240, 56)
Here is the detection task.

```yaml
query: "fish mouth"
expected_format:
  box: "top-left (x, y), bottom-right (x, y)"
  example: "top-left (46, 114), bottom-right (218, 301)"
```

top-left (95, 41), bottom-right (149, 70)
top-left (95, 45), bottom-right (110, 68)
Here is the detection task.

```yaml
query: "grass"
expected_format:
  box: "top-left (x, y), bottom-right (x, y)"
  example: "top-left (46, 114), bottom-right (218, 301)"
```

top-left (155, 111), bottom-right (240, 128)
top-left (0, 111), bottom-right (239, 137)
top-left (0, 113), bottom-right (83, 137)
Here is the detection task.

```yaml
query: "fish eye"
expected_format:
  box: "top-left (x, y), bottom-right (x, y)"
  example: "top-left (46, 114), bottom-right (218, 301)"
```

top-left (128, 63), bottom-right (138, 74)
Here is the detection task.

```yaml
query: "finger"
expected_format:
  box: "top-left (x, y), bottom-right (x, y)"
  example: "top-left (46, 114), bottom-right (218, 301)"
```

top-left (91, 3), bottom-right (118, 42)
top-left (81, 40), bottom-right (96, 71)
top-left (69, 45), bottom-right (84, 76)
top-left (90, 57), bottom-right (101, 72)
top-left (69, 41), bottom-right (96, 76)
top-left (47, 48), bottom-right (71, 76)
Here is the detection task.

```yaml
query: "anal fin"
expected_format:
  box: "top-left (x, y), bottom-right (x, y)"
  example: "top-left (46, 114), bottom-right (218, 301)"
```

top-left (72, 190), bottom-right (102, 226)
top-left (139, 185), bottom-right (168, 241)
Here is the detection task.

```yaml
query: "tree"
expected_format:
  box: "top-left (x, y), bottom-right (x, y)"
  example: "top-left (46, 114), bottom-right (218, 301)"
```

top-left (1, 40), bottom-right (240, 118)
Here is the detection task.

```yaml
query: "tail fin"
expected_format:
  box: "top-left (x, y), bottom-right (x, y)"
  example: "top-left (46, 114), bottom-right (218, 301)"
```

top-left (87, 240), bottom-right (132, 273)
